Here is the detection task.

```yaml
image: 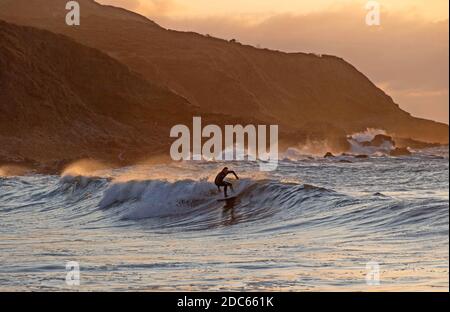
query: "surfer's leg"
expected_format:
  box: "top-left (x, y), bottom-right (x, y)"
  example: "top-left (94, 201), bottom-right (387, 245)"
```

top-left (224, 182), bottom-right (233, 197)
top-left (224, 184), bottom-right (229, 197)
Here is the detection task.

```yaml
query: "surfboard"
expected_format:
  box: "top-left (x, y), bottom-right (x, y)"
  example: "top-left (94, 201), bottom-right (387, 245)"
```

top-left (217, 195), bottom-right (238, 202)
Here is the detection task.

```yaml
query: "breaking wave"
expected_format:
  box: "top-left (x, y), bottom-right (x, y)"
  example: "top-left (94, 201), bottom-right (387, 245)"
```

top-left (96, 178), bottom-right (340, 231)
top-left (2, 152), bottom-right (447, 235)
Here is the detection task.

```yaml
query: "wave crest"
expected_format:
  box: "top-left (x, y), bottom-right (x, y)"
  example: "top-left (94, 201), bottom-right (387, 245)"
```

top-left (98, 178), bottom-right (334, 225)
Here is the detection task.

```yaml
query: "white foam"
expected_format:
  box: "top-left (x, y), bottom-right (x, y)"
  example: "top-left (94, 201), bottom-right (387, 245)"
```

top-left (347, 128), bottom-right (394, 155)
top-left (99, 179), bottom-right (215, 219)
top-left (350, 128), bottom-right (387, 143)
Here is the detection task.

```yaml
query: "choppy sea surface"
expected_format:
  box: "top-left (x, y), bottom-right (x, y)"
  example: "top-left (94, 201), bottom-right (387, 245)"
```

top-left (0, 147), bottom-right (448, 291)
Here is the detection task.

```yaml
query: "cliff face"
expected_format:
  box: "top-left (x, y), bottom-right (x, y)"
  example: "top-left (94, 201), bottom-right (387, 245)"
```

top-left (0, 20), bottom-right (194, 166)
top-left (1, 0), bottom-right (447, 145)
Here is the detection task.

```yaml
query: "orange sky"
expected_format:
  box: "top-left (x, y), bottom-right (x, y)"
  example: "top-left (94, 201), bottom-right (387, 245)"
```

top-left (98, 0), bottom-right (449, 124)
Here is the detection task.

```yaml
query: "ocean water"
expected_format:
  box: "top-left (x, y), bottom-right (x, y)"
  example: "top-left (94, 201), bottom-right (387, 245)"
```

top-left (0, 147), bottom-right (448, 291)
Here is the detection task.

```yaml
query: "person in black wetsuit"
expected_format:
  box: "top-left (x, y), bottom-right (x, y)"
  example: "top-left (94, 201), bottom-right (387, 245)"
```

top-left (214, 167), bottom-right (239, 197)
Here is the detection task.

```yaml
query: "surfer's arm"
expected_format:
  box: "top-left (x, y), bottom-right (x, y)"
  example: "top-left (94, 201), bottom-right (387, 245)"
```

top-left (228, 171), bottom-right (239, 179)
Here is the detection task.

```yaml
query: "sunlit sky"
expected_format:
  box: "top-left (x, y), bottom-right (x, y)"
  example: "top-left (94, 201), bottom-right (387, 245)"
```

top-left (99, 0), bottom-right (448, 20)
top-left (98, 0), bottom-right (449, 124)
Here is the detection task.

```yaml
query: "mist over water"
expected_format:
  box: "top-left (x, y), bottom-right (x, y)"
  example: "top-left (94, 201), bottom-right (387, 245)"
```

top-left (0, 147), bottom-right (448, 291)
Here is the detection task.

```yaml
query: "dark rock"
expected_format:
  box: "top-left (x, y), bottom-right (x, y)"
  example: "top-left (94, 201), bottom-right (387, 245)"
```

top-left (355, 154), bottom-right (369, 159)
top-left (390, 147), bottom-right (411, 156)
top-left (394, 137), bottom-right (442, 149)
top-left (324, 152), bottom-right (335, 158)
top-left (362, 134), bottom-right (395, 147)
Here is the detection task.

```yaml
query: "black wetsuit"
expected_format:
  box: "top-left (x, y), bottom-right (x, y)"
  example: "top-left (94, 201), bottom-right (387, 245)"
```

top-left (215, 170), bottom-right (238, 197)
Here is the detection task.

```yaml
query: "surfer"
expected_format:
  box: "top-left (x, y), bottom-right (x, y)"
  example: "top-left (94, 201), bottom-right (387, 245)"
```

top-left (214, 167), bottom-right (239, 198)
